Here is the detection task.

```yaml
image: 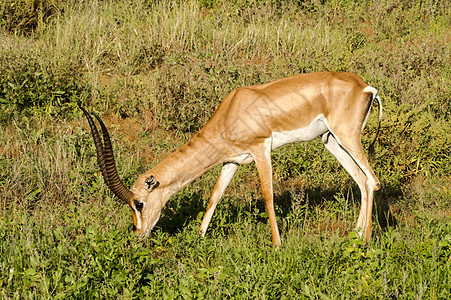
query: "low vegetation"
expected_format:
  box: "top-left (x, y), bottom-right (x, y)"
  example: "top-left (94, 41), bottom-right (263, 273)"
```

top-left (1, 0), bottom-right (449, 298)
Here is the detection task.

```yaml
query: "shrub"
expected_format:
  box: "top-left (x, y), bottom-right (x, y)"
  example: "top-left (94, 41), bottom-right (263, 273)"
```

top-left (0, 0), bottom-right (68, 34)
top-left (0, 48), bottom-right (87, 121)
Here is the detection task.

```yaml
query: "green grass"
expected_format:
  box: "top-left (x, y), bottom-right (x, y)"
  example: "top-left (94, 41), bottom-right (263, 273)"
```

top-left (1, 0), bottom-right (450, 298)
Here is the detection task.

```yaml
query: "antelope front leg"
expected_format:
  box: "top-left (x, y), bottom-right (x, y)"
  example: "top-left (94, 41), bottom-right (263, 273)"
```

top-left (199, 163), bottom-right (238, 237)
top-left (252, 140), bottom-right (281, 246)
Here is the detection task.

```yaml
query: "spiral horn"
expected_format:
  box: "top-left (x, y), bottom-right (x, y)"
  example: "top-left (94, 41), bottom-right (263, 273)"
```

top-left (80, 106), bottom-right (134, 204)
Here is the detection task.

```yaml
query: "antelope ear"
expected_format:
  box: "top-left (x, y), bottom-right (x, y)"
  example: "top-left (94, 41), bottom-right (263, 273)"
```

top-left (145, 176), bottom-right (159, 192)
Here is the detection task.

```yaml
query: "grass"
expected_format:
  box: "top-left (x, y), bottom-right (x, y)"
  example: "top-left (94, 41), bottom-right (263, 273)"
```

top-left (0, 0), bottom-right (450, 298)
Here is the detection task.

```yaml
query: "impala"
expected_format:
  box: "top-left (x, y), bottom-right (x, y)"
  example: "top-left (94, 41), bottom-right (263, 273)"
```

top-left (80, 71), bottom-right (382, 246)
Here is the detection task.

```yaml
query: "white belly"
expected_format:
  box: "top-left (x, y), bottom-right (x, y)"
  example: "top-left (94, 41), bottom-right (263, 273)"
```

top-left (271, 114), bottom-right (328, 149)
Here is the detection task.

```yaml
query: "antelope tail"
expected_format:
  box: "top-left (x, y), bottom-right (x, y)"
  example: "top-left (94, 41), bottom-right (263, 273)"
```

top-left (368, 94), bottom-right (382, 159)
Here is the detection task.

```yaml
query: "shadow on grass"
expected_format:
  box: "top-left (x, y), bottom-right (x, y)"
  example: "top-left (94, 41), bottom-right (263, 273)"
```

top-left (277, 183), bottom-right (400, 232)
top-left (156, 181), bottom-right (402, 237)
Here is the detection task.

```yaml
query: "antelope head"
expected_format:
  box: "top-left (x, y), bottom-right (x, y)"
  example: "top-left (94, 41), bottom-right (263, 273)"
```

top-left (80, 107), bottom-right (167, 238)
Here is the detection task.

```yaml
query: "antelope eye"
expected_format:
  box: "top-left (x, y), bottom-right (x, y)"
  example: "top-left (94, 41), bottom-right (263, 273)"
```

top-left (135, 201), bottom-right (144, 212)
